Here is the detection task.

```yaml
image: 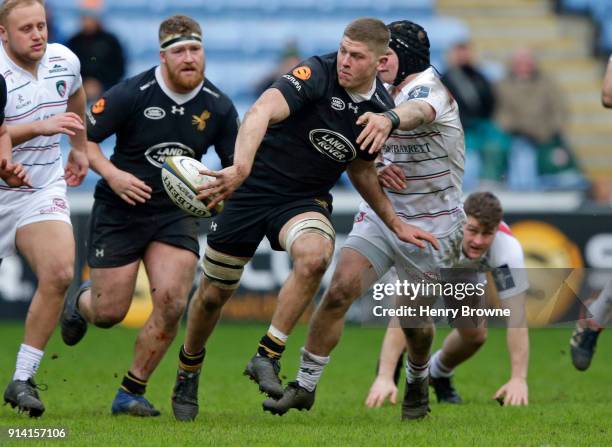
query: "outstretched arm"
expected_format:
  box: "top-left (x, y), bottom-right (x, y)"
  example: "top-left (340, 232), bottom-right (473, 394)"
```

top-left (347, 158), bottom-right (439, 250)
top-left (356, 100), bottom-right (436, 153)
top-left (366, 321), bottom-right (405, 407)
top-left (197, 88), bottom-right (290, 208)
top-left (493, 293), bottom-right (529, 406)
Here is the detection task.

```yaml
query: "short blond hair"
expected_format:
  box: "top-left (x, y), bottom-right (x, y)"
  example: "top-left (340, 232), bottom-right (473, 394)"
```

top-left (0, 0), bottom-right (44, 26)
top-left (343, 17), bottom-right (389, 56)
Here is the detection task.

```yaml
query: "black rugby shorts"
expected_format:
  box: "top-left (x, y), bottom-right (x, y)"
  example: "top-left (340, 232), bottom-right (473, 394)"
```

top-left (87, 201), bottom-right (200, 268)
top-left (206, 196), bottom-right (333, 258)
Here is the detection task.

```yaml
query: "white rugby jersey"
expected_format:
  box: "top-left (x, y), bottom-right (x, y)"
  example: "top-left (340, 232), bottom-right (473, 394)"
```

top-left (455, 222), bottom-right (529, 299)
top-left (0, 43), bottom-right (82, 203)
top-left (367, 67), bottom-right (465, 236)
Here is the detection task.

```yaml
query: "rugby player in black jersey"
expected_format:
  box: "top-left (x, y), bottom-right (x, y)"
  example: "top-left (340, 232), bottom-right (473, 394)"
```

top-left (170, 17), bottom-right (439, 421)
top-left (60, 15), bottom-right (239, 416)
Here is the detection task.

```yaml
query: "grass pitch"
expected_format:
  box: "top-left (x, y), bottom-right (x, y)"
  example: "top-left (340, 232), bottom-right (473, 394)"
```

top-left (0, 323), bottom-right (611, 446)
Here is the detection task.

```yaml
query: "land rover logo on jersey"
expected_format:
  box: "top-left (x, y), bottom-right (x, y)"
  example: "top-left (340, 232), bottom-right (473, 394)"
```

top-left (145, 142), bottom-right (195, 167)
top-left (144, 107), bottom-right (166, 120)
top-left (56, 80), bottom-right (67, 97)
top-left (330, 97), bottom-right (345, 111)
top-left (308, 129), bottom-right (356, 163)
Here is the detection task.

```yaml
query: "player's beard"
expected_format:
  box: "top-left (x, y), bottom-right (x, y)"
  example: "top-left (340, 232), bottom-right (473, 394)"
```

top-left (167, 64), bottom-right (204, 91)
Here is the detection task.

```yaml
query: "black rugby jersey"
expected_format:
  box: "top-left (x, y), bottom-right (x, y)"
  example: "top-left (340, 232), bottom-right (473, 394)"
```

top-left (235, 52), bottom-right (394, 203)
top-left (87, 66), bottom-right (238, 210)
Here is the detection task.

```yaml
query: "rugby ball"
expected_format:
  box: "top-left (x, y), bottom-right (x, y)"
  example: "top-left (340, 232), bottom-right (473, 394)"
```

top-left (161, 156), bottom-right (223, 218)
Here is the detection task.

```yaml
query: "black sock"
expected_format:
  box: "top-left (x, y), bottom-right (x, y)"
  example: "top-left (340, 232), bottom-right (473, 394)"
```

top-left (257, 333), bottom-right (285, 360)
top-left (121, 371), bottom-right (147, 395)
top-left (179, 345), bottom-right (205, 372)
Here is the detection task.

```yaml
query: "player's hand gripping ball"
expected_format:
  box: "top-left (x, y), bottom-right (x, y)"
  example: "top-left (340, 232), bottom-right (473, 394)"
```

top-left (161, 156), bottom-right (224, 218)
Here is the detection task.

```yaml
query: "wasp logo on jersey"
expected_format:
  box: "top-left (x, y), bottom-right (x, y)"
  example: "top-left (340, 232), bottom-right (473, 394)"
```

top-left (145, 142), bottom-right (196, 168)
top-left (308, 129), bottom-right (356, 163)
top-left (192, 110), bottom-right (211, 131)
top-left (314, 198), bottom-right (329, 211)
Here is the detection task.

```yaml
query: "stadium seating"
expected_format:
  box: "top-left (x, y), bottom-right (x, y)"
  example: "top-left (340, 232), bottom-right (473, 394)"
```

top-left (558, 0), bottom-right (612, 52)
top-left (51, 10), bottom-right (467, 103)
top-left (50, 0), bottom-right (435, 17)
top-left (50, 0), bottom-right (473, 183)
top-left (50, 0), bottom-right (468, 100)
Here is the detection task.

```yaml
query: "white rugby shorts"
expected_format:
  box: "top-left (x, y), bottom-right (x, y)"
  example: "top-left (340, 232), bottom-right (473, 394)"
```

top-left (344, 208), bottom-right (464, 283)
top-left (0, 179), bottom-right (71, 259)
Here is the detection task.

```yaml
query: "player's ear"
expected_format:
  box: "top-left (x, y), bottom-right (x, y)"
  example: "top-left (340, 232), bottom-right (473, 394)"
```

top-left (0, 25), bottom-right (8, 44)
top-left (376, 53), bottom-right (389, 71)
top-left (159, 50), bottom-right (167, 64)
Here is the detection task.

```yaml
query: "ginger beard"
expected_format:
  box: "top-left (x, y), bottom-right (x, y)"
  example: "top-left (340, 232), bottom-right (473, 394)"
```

top-left (162, 43), bottom-right (205, 92)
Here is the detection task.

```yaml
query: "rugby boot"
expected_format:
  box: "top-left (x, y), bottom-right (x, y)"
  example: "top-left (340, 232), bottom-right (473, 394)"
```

top-left (262, 381), bottom-right (315, 416)
top-left (430, 376), bottom-right (463, 404)
top-left (570, 324), bottom-right (602, 371)
top-left (3, 378), bottom-right (45, 417)
top-left (111, 389), bottom-right (160, 417)
top-left (61, 281), bottom-right (90, 346)
top-left (172, 368), bottom-right (200, 421)
top-left (401, 377), bottom-right (430, 420)
top-left (244, 354), bottom-right (283, 399)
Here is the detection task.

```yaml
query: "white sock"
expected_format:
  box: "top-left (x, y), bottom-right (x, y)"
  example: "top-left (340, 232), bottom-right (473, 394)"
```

top-left (13, 344), bottom-right (44, 381)
top-left (268, 325), bottom-right (288, 343)
top-left (588, 281), bottom-right (612, 326)
top-left (405, 356), bottom-right (429, 383)
top-left (296, 347), bottom-right (330, 392)
top-left (429, 349), bottom-right (453, 379)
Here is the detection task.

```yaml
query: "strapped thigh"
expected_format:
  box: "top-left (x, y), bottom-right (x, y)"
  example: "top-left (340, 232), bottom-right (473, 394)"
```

top-left (281, 216), bottom-right (336, 254)
top-left (202, 245), bottom-right (248, 290)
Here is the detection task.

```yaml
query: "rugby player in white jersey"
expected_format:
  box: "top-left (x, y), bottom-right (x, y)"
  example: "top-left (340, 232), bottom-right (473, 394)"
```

top-left (0, 72), bottom-right (30, 187)
top-left (366, 192), bottom-right (529, 408)
top-left (262, 20), bottom-right (467, 420)
top-left (0, 0), bottom-right (88, 418)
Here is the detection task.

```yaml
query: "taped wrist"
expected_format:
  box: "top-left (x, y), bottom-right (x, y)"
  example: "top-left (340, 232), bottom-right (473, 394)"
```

top-left (381, 110), bottom-right (400, 132)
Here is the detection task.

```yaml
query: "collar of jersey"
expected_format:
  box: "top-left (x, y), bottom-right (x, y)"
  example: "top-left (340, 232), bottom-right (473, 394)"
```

top-left (397, 67), bottom-right (434, 98)
top-left (154, 65), bottom-right (204, 106)
top-left (344, 77), bottom-right (376, 103)
top-left (0, 43), bottom-right (50, 79)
